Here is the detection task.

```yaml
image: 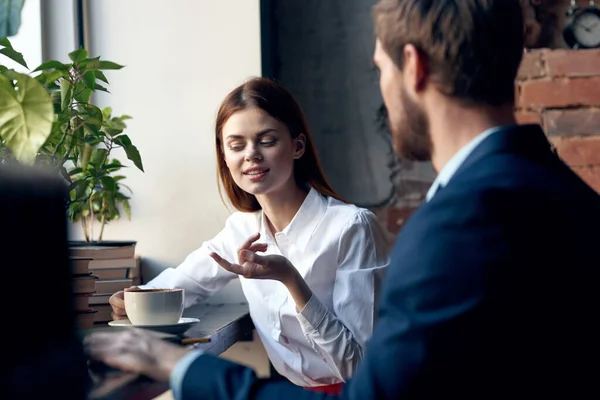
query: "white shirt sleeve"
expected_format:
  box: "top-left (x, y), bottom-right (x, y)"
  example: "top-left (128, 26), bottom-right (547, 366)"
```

top-left (145, 224), bottom-right (238, 309)
top-left (295, 210), bottom-right (390, 381)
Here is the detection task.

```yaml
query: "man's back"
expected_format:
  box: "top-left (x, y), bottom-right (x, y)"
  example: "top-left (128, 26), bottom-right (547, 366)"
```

top-left (350, 125), bottom-right (599, 398)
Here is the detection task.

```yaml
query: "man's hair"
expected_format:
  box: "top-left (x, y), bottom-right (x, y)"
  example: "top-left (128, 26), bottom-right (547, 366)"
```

top-left (374, 0), bottom-right (524, 106)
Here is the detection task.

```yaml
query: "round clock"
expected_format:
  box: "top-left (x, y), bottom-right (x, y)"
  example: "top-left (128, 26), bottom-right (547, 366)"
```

top-left (563, 5), bottom-right (600, 49)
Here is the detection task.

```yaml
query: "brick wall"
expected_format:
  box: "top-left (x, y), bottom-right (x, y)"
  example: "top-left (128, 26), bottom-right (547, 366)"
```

top-left (375, 48), bottom-right (600, 241)
top-left (516, 48), bottom-right (600, 191)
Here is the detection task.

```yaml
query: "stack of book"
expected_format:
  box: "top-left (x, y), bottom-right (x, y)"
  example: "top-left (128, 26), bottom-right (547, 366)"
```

top-left (69, 243), bottom-right (140, 326)
top-left (71, 257), bottom-right (97, 330)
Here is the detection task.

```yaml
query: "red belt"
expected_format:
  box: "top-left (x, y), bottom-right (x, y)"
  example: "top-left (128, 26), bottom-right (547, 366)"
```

top-left (304, 383), bottom-right (344, 395)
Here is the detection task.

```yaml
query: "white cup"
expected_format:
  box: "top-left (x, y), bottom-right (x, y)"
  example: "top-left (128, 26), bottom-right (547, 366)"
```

top-left (124, 288), bottom-right (184, 326)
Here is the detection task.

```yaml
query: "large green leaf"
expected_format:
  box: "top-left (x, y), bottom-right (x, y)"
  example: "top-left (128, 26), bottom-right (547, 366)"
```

top-left (0, 73), bottom-right (53, 163)
top-left (0, 0), bottom-right (24, 38)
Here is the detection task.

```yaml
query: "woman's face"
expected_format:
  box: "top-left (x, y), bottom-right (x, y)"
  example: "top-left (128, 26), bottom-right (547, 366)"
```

top-left (221, 107), bottom-right (305, 197)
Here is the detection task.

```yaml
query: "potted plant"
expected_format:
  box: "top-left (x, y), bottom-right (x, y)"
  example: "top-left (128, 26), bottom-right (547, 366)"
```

top-left (1, 7), bottom-right (142, 326)
top-left (0, 39), bottom-right (143, 245)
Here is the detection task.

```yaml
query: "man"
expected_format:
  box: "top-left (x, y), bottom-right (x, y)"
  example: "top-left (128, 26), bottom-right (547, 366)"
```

top-left (85, 0), bottom-right (599, 398)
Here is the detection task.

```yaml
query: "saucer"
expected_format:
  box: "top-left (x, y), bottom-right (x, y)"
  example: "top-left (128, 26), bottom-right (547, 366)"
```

top-left (108, 317), bottom-right (200, 335)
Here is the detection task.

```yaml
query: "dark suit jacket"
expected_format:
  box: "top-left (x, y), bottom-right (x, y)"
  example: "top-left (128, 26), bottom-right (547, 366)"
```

top-left (180, 125), bottom-right (599, 399)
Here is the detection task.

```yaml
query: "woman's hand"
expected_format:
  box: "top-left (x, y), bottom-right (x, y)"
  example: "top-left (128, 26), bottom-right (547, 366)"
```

top-left (209, 232), bottom-right (296, 284)
top-left (108, 286), bottom-right (141, 320)
top-left (84, 328), bottom-right (190, 382)
top-left (209, 233), bottom-right (313, 311)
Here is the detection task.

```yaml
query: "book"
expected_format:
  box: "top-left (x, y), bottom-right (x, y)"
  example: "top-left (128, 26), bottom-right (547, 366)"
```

top-left (71, 257), bottom-right (92, 275)
top-left (76, 308), bottom-right (98, 330)
top-left (93, 304), bottom-right (113, 323)
top-left (88, 257), bottom-right (137, 270)
top-left (90, 293), bottom-right (112, 306)
top-left (70, 244), bottom-right (135, 260)
top-left (95, 279), bottom-right (133, 295)
top-left (72, 274), bottom-right (98, 294)
top-left (73, 293), bottom-right (93, 311)
top-left (93, 268), bottom-right (130, 280)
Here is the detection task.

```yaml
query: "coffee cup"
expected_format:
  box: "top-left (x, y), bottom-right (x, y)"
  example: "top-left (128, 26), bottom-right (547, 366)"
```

top-left (124, 288), bottom-right (184, 326)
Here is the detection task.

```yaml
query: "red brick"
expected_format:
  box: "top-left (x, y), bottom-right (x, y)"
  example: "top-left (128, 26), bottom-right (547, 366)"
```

top-left (544, 108), bottom-right (600, 136)
top-left (514, 110), bottom-right (542, 125)
top-left (519, 77), bottom-right (600, 109)
top-left (516, 50), bottom-right (546, 81)
top-left (386, 206), bottom-right (418, 235)
top-left (571, 166), bottom-right (600, 193)
top-left (550, 136), bottom-right (600, 167)
top-left (545, 49), bottom-right (600, 78)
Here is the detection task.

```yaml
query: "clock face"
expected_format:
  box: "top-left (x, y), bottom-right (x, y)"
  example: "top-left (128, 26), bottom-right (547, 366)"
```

top-left (574, 12), bottom-right (600, 48)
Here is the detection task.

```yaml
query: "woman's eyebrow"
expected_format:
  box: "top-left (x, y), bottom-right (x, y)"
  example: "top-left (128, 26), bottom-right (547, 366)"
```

top-left (225, 129), bottom-right (277, 140)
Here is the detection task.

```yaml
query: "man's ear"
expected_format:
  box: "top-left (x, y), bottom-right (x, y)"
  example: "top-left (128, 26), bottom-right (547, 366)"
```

top-left (403, 44), bottom-right (428, 95)
top-left (294, 134), bottom-right (306, 159)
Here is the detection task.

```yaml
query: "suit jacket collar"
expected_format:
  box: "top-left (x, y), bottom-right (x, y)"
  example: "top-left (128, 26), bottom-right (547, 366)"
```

top-left (450, 124), bottom-right (554, 182)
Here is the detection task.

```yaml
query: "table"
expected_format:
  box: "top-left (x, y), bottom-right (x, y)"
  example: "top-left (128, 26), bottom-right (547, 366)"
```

top-left (88, 302), bottom-right (253, 400)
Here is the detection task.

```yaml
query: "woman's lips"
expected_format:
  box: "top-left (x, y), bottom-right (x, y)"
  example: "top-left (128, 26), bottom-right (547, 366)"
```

top-left (244, 168), bottom-right (269, 181)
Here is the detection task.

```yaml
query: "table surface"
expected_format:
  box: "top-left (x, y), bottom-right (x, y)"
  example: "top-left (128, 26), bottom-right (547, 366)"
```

top-left (87, 302), bottom-right (252, 400)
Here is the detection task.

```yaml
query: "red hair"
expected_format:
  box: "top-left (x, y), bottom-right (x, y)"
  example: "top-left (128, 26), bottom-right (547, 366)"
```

top-left (215, 77), bottom-right (343, 212)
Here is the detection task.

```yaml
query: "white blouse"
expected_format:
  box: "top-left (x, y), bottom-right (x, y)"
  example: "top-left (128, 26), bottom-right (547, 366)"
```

top-left (146, 188), bottom-right (390, 386)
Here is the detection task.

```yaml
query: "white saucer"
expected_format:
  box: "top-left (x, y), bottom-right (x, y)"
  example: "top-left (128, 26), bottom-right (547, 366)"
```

top-left (108, 317), bottom-right (200, 335)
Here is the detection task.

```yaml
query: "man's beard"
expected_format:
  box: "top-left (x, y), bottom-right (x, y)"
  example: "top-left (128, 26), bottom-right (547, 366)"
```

top-left (388, 89), bottom-right (432, 162)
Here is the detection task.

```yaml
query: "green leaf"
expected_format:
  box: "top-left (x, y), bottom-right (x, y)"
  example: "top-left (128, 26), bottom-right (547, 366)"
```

top-left (101, 176), bottom-right (117, 192)
top-left (90, 147), bottom-right (108, 167)
top-left (79, 103), bottom-right (103, 132)
top-left (60, 79), bottom-right (73, 111)
top-left (80, 143), bottom-right (92, 169)
top-left (69, 48), bottom-right (88, 64)
top-left (0, 46), bottom-right (27, 68)
top-left (68, 167), bottom-right (83, 176)
top-left (0, 73), bottom-right (12, 91)
top-left (82, 70), bottom-right (96, 90)
top-left (79, 56), bottom-right (100, 70)
top-left (84, 134), bottom-right (103, 146)
top-left (74, 88), bottom-right (92, 104)
top-left (95, 83), bottom-right (109, 93)
top-left (105, 191), bottom-right (118, 217)
top-left (67, 201), bottom-right (83, 222)
top-left (115, 135), bottom-right (144, 172)
top-left (101, 107), bottom-right (112, 120)
top-left (34, 70), bottom-right (67, 85)
top-left (0, 37), bottom-right (12, 47)
top-left (122, 199), bottom-right (131, 219)
top-left (0, 0), bottom-right (25, 38)
top-left (33, 60), bottom-right (70, 72)
top-left (0, 73), bottom-right (53, 163)
top-left (98, 61), bottom-right (124, 70)
top-left (104, 162), bottom-right (123, 172)
top-left (95, 70), bottom-right (109, 83)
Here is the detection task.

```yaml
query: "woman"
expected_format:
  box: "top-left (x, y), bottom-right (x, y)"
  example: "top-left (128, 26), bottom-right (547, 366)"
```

top-left (109, 77), bottom-right (389, 394)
